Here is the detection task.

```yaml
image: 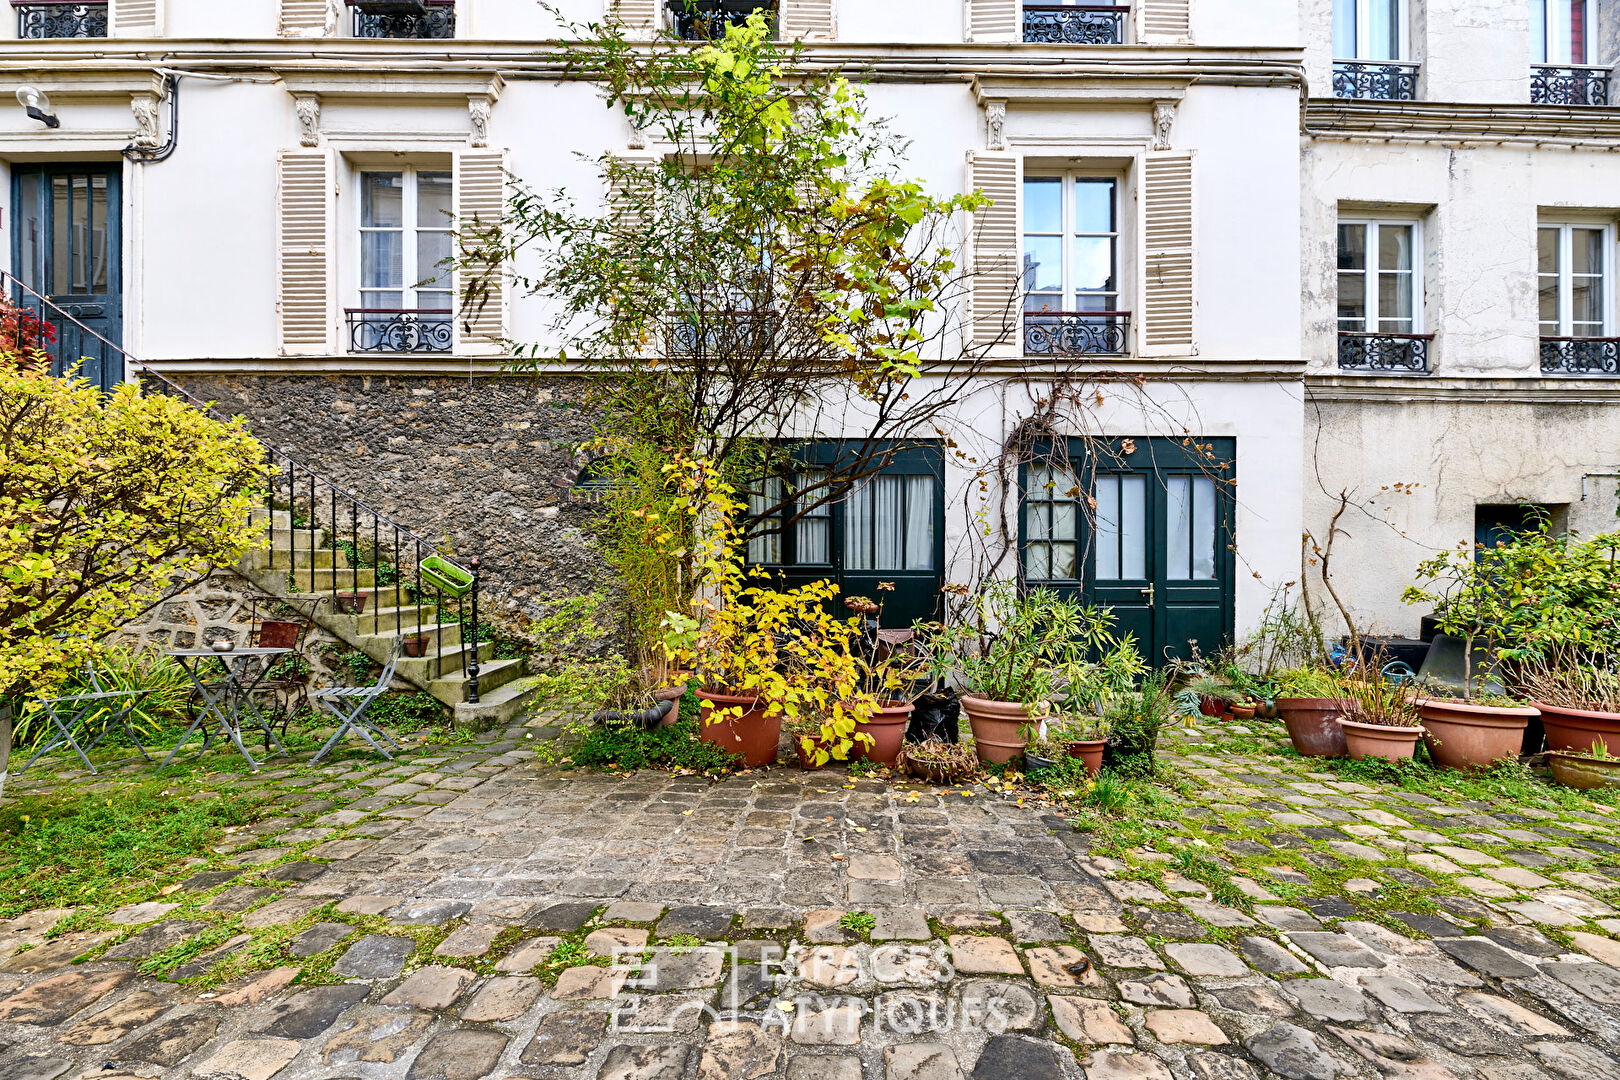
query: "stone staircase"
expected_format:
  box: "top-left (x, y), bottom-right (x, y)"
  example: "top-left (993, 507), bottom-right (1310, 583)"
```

top-left (238, 509), bottom-right (541, 731)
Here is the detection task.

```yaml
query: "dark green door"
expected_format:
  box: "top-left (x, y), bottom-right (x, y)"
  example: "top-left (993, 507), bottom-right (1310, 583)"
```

top-left (1022, 437), bottom-right (1235, 666)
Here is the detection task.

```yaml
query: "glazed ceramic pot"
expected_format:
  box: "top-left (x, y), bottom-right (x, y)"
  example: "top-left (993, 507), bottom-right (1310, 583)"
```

top-left (1338, 717), bottom-right (1422, 762)
top-left (960, 696), bottom-right (1031, 764)
top-left (1417, 698), bottom-right (1537, 771)
top-left (1547, 751), bottom-right (1620, 791)
top-left (854, 701), bottom-right (916, 766)
top-left (1275, 697), bottom-right (1353, 758)
top-left (1066, 738), bottom-right (1107, 777)
top-left (695, 689), bottom-right (781, 768)
top-left (1533, 702), bottom-right (1620, 756)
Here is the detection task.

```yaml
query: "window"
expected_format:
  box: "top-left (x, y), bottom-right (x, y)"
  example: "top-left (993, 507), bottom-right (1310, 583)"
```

top-left (350, 0), bottom-right (456, 39)
top-left (1532, 0), bottom-right (1592, 64)
top-left (1022, 1), bottom-right (1129, 45)
top-left (1538, 224), bottom-right (1610, 338)
top-left (1024, 462), bottom-right (1082, 582)
top-left (15, 2), bottom-right (107, 38)
top-left (351, 168), bottom-right (453, 353)
top-left (668, 0), bottom-right (775, 39)
top-left (845, 475), bottom-right (935, 572)
top-left (1023, 175), bottom-right (1119, 314)
top-left (1333, 0), bottom-right (1405, 59)
top-left (1337, 220), bottom-right (1419, 334)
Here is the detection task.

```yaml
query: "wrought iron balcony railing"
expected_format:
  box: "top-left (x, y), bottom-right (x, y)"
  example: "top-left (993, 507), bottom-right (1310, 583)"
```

top-left (1024, 311), bottom-right (1131, 357)
top-left (13, 0), bottom-right (107, 38)
top-left (668, 0), bottom-right (776, 40)
top-left (346, 309), bottom-right (453, 353)
top-left (1541, 336), bottom-right (1620, 375)
top-left (348, 0), bottom-right (454, 39)
top-left (1532, 65), bottom-right (1610, 106)
top-left (666, 309), bottom-right (780, 356)
top-left (1022, 4), bottom-right (1128, 45)
top-left (1337, 331), bottom-right (1433, 373)
top-left (1332, 60), bottom-right (1420, 101)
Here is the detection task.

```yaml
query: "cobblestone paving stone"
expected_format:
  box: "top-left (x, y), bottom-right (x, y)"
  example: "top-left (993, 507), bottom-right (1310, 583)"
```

top-left (0, 712), bottom-right (1618, 1079)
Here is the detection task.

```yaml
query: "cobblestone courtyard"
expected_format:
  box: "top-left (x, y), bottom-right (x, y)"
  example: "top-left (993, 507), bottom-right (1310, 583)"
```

top-left (2, 714), bottom-right (1619, 1080)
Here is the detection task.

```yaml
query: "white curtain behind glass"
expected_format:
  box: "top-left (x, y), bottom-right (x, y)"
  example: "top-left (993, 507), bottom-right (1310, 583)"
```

top-left (795, 470), bottom-right (831, 564)
top-left (747, 477), bottom-right (783, 564)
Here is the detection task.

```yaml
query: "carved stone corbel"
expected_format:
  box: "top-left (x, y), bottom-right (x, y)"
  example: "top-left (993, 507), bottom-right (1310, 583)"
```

top-left (1152, 100), bottom-right (1178, 151)
top-left (986, 100), bottom-right (1007, 151)
top-left (131, 93), bottom-right (162, 149)
top-left (468, 95), bottom-right (492, 148)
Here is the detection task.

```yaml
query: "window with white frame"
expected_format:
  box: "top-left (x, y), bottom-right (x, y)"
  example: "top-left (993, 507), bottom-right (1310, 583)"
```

top-left (1333, 0), bottom-right (1407, 60)
top-left (1539, 223), bottom-right (1611, 338)
top-left (353, 168), bottom-right (454, 352)
top-left (1532, 0), bottom-right (1593, 64)
top-left (1022, 175), bottom-right (1120, 314)
top-left (1337, 219), bottom-right (1419, 335)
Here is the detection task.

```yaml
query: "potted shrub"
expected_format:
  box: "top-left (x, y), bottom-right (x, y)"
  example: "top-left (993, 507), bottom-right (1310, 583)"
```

top-left (1271, 667), bottom-right (1351, 758)
top-left (1547, 738), bottom-right (1620, 791)
top-left (1517, 657), bottom-right (1620, 755)
top-left (1101, 671), bottom-right (1173, 769)
top-left (844, 594), bottom-right (921, 766)
top-left (1415, 691), bottom-right (1538, 771)
top-left (1184, 674), bottom-right (1233, 718)
top-left (1044, 712), bottom-right (1111, 777)
top-left (1334, 669), bottom-right (1423, 762)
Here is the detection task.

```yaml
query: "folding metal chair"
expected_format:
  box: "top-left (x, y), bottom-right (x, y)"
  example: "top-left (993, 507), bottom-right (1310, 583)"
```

top-left (16, 664), bottom-right (152, 776)
top-left (310, 638), bottom-right (406, 764)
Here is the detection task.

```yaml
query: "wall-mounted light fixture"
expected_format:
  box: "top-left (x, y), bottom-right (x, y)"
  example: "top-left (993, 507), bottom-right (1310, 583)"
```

top-left (16, 86), bottom-right (58, 129)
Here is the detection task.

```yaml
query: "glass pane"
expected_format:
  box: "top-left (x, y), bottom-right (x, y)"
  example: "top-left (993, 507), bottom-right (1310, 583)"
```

top-left (1570, 0), bottom-right (1587, 63)
top-left (1120, 474), bottom-right (1147, 580)
top-left (1027, 543), bottom-right (1051, 581)
top-left (1573, 228), bottom-right (1605, 276)
top-left (1023, 237), bottom-right (1063, 294)
top-left (1051, 542), bottom-right (1076, 580)
top-left (1378, 271), bottom-right (1413, 330)
top-left (1532, 0), bottom-right (1548, 62)
top-left (362, 172), bottom-right (404, 228)
top-left (1168, 476), bottom-right (1191, 580)
top-left (1053, 501), bottom-right (1077, 540)
top-left (1026, 501), bottom-right (1051, 542)
top-left (1540, 275), bottom-right (1561, 329)
top-left (1338, 272), bottom-right (1366, 328)
top-left (1095, 476), bottom-right (1120, 580)
top-left (1074, 292), bottom-right (1117, 312)
top-left (51, 176), bottom-right (70, 295)
top-left (1074, 180), bottom-right (1115, 233)
top-left (1024, 178), bottom-right (1062, 233)
top-left (1369, 0), bottom-right (1399, 59)
top-left (417, 290), bottom-right (453, 312)
top-left (846, 480), bottom-right (872, 571)
top-left (1072, 237), bottom-right (1115, 292)
top-left (798, 519), bottom-right (830, 564)
top-left (906, 475), bottom-right (935, 570)
top-left (1379, 225), bottom-right (1413, 271)
top-left (19, 177), bottom-right (41, 291)
top-left (1025, 292), bottom-right (1063, 313)
top-left (1337, 224), bottom-right (1365, 271)
top-left (416, 230), bottom-right (452, 293)
top-left (1192, 477), bottom-right (1217, 580)
top-left (1539, 227), bottom-right (1560, 274)
top-left (362, 232), bottom-right (403, 290)
top-left (1572, 275), bottom-right (1602, 330)
top-left (359, 290), bottom-right (404, 309)
top-left (1333, 0), bottom-right (1356, 56)
top-left (89, 175), bottom-right (108, 293)
top-left (748, 477), bottom-right (783, 564)
top-left (417, 171), bottom-right (452, 227)
top-left (872, 476), bottom-right (905, 571)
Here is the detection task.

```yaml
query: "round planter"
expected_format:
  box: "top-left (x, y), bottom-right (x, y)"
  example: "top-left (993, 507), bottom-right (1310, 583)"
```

top-left (1065, 738), bottom-right (1107, 777)
top-left (1230, 703), bottom-right (1257, 721)
top-left (695, 689), bottom-right (782, 768)
top-left (1547, 751), bottom-right (1620, 791)
top-left (1255, 700), bottom-right (1280, 721)
top-left (960, 696), bottom-right (1030, 764)
top-left (1338, 717), bottom-right (1422, 762)
top-left (1275, 697), bottom-right (1353, 758)
top-left (653, 686), bottom-right (686, 728)
top-left (1416, 698), bottom-right (1537, 771)
top-left (854, 701), bottom-right (916, 766)
top-left (1198, 696), bottom-right (1227, 718)
top-left (1023, 751), bottom-right (1060, 775)
top-left (1533, 701), bottom-right (1620, 756)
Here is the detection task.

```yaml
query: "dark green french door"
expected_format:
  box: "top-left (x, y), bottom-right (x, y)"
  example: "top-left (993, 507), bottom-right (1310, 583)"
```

top-left (745, 441), bottom-right (945, 629)
top-left (1022, 437), bottom-right (1235, 666)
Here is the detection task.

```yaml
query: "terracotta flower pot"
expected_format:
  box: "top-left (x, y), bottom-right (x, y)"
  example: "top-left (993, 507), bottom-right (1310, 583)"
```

top-left (1533, 701), bottom-right (1620, 756)
top-left (335, 592), bottom-right (368, 615)
top-left (960, 696), bottom-right (1030, 764)
top-left (1066, 738), bottom-right (1107, 777)
top-left (1547, 751), bottom-right (1620, 791)
top-left (1338, 717), bottom-right (1422, 762)
top-left (1229, 703), bottom-right (1257, 721)
top-left (1198, 696), bottom-right (1227, 717)
top-left (1416, 698), bottom-right (1537, 771)
top-left (401, 634), bottom-right (430, 658)
top-left (1275, 697), bottom-right (1353, 758)
top-left (695, 689), bottom-right (781, 768)
top-left (854, 701), bottom-right (915, 766)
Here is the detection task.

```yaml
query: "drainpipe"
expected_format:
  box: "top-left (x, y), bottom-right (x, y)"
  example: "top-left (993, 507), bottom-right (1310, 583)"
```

top-left (1580, 470), bottom-right (1620, 501)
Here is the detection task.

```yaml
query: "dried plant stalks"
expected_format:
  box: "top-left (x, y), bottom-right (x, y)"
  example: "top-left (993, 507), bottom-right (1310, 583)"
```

top-left (1515, 650), bottom-right (1620, 713)
top-left (1336, 662), bottom-right (1421, 728)
top-left (897, 739), bottom-right (979, 786)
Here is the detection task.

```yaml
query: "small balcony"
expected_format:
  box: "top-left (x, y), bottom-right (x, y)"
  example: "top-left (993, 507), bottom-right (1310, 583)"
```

top-left (1531, 65), bottom-right (1610, 106)
top-left (13, 0), bottom-right (107, 38)
top-left (1338, 331), bottom-right (1433, 373)
top-left (348, 0), bottom-right (454, 39)
top-left (666, 309), bottom-right (780, 356)
top-left (667, 0), bottom-right (776, 40)
top-left (346, 309), bottom-right (452, 354)
top-left (1541, 337), bottom-right (1620, 375)
top-left (1332, 60), bottom-right (1420, 101)
top-left (1024, 311), bottom-right (1130, 357)
top-left (1022, 4), bottom-right (1128, 45)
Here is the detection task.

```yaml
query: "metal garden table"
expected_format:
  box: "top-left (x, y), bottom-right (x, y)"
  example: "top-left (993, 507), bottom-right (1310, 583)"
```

top-left (163, 647), bottom-right (292, 772)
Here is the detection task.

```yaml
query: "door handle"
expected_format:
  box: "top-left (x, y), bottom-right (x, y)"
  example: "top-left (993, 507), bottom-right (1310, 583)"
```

top-left (1140, 584), bottom-right (1155, 607)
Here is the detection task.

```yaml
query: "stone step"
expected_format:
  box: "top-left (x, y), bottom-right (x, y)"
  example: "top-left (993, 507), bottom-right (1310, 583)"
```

top-left (284, 584), bottom-right (418, 610)
top-left (399, 639), bottom-right (494, 683)
top-left (359, 621), bottom-right (467, 655)
top-left (244, 547), bottom-right (344, 571)
top-left (430, 656), bottom-right (525, 703)
top-left (453, 674), bottom-right (543, 731)
top-left (287, 566), bottom-right (379, 591)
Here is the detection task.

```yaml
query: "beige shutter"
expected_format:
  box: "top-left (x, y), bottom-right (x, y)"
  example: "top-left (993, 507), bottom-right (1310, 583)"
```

top-left (606, 153), bottom-right (659, 234)
top-left (966, 0), bottom-right (1019, 42)
top-left (967, 152), bottom-right (1020, 351)
top-left (1141, 0), bottom-right (1191, 41)
top-left (456, 150), bottom-right (509, 356)
top-left (608, 0), bottom-right (658, 36)
top-left (111, 0), bottom-right (162, 35)
top-left (280, 0), bottom-right (332, 36)
top-left (277, 149), bottom-right (335, 355)
top-left (781, 0), bottom-right (834, 39)
top-left (1141, 153), bottom-right (1194, 352)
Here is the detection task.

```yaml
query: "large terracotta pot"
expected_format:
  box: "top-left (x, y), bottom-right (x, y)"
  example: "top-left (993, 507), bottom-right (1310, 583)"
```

top-left (1338, 717), bottom-right (1422, 763)
top-left (1417, 698), bottom-right (1537, 771)
top-left (1275, 697), bottom-right (1353, 758)
top-left (1533, 701), bottom-right (1620, 755)
top-left (1547, 751), bottom-right (1620, 791)
top-left (1066, 738), bottom-right (1107, 777)
top-left (695, 689), bottom-right (782, 768)
top-left (854, 701), bottom-right (916, 766)
top-left (960, 696), bottom-right (1030, 764)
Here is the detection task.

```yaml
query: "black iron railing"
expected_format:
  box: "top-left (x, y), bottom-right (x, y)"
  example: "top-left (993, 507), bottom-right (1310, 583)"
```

top-left (667, 309), bottom-right (780, 356)
top-left (667, 0), bottom-right (775, 39)
top-left (13, 0), bottom-right (106, 37)
top-left (1022, 4), bottom-right (1127, 44)
top-left (1025, 311), bottom-right (1130, 356)
top-left (3, 270), bottom-right (483, 704)
top-left (1338, 331), bottom-right (1433, 373)
top-left (1541, 336), bottom-right (1620, 374)
top-left (346, 309), bottom-right (453, 353)
top-left (349, 0), bottom-right (454, 39)
top-left (1333, 60), bottom-right (1420, 101)
top-left (1532, 65), bottom-right (1610, 105)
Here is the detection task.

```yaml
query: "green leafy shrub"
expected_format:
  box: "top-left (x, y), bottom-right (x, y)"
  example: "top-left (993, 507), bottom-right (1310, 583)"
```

top-left (567, 718), bottom-right (739, 775)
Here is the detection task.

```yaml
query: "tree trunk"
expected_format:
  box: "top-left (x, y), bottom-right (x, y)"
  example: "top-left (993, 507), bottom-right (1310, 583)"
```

top-left (0, 706), bottom-right (12, 803)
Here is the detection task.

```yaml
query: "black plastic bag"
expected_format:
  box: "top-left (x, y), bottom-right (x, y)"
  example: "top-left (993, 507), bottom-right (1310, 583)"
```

top-left (908, 689), bottom-right (960, 744)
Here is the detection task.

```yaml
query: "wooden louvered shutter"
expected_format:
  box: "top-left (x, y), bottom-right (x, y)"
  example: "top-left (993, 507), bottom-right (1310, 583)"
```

top-left (277, 149), bottom-right (335, 355)
top-left (112, 0), bottom-right (161, 35)
top-left (781, 0), bottom-right (834, 39)
top-left (606, 153), bottom-right (658, 233)
top-left (1141, 153), bottom-right (1194, 352)
top-left (968, 152), bottom-right (1020, 352)
top-left (1141, 0), bottom-right (1191, 42)
top-left (608, 0), bottom-right (658, 37)
top-left (456, 150), bottom-right (509, 355)
top-left (966, 0), bottom-right (1019, 42)
top-left (280, 0), bottom-right (331, 35)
